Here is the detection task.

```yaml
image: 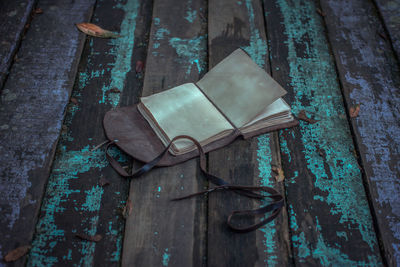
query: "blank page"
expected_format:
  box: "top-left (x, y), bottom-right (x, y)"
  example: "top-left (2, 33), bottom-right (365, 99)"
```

top-left (196, 49), bottom-right (287, 128)
top-left (140, 83), bottom-right (234, 150)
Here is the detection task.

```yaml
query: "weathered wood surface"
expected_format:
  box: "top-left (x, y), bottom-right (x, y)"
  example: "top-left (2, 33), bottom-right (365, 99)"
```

top-left (207, 0), bottom-right (291, 266)
top-left (27, 0), bottom-right (151, 266)
top-left (0, 0), bottom-right (36, 89)
top-left (0, 0), bottom-right (94, 265)
top-left (121, 0), bottom-right (208, 266)
top-left (263, 0), bottom-right (383, 265)
top-left (374, 0), bottom-right (400, 60)
top-left (320, 0), bottom-right (400, 265)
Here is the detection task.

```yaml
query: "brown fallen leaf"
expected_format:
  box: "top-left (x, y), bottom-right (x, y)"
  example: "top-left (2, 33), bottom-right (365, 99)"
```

top-left (34, 8), bottom-right (43, 14)
top-left (76, 23), bottom-right (120, 38)
top-left (349, 104), bottom-right (360, 118)
top-left (4, 245), bottom-right (31, 262)
top-left (297, 110), bottom-right (319, 124)
top-left (316, 8), bottom-right (326, 17)
top-left (76, 233), bottom-right (102, 242)
top-left (135, 61), bottom-right (144, 73)
top-left (271, 165), bottom-right (285, 182)
top-left (378, 32), bottom-right (387, 40)
top-left (70, 97), bottom-right (78, 105)
top-left (122, 198), bottom-right (133, 219)
top-left (99, 177), bottom-right (110, 187)
top-left (109, 88), bottom-right (121, 94)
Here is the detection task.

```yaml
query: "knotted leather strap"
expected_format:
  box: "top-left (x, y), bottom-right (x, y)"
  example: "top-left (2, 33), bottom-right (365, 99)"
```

top-left (106, 135), bottom-right (284, 233)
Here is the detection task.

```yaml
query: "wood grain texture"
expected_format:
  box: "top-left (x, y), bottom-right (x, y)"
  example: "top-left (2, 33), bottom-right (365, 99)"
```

top-left (263, 0), bottom-right (383, 265)
top-left (207, 0), bottom-right (291, 266)
top-left (121, 0), bottom-right (208, 266)
top-left (26, 0), bottom-right (152, 265)
top-left (320, 0), bottom-right (400, 265)
top-left (0, 0), bottom-right (36, 89)
top-left (374, 0), bottom-right (400, 60)
top-left (0, 0), bottom-right (94, 265)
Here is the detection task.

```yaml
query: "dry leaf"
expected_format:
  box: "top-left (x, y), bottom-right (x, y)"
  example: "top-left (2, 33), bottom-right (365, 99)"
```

top-left (4, 245), bottom-right (31, 262)
top-left (99, 177), bottom-right (110, 187)
top-left (109, 88), bottom-right (120, 93)
top-left (135, 61), bottom-right (144, 73)
top-left (122, 198), bottom-right (133, 218)
top-left (76, 23), bottom-right (120, 38)
top-left (271, 166), bottom-right (285, 182)
top-left (76, 234), bottom-right (102, 242)
top-left (297, 110), bottom-right (319, 124)
top-left (34, 8), bottom-right (43, 14)
top-left (316, 8), bottom-right (326, 17)
top-left (349, 104), bottom-right (360, 118)
top-left (378, 32), bottom-right (387, 40)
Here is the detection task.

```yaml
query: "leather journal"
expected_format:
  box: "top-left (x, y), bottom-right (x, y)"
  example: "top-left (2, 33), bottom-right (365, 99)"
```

top-left (104, 49), bottom-right (298, 166)
top-left (103, 49), bottom-right (298, 232)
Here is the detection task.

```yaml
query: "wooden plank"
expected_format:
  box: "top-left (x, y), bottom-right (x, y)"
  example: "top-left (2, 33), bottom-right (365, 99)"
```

top-left (374, 0), bottom-right (400, 60)
top-left (26, 0), bottom-right (152, 265)
top-left (263, 0), bottom-right (383, 265)
top-left (320, 0), bottom-right (400, 265)
top-left (0, 0), bottom-right (94, 265)
top-left (207, 0), bottom-right (291, 266)
top-left (121, 0), bottom-right (208, 265)
top-left (0, 0), bottom-right (36, 89)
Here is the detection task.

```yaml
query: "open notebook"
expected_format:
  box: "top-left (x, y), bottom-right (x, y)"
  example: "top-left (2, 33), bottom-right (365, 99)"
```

top-left (137, 49), bottom-right (295, 155)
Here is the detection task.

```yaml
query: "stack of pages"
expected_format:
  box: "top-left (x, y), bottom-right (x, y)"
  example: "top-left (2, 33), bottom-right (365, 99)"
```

top-left (137, 49), bottom-right (295, 155)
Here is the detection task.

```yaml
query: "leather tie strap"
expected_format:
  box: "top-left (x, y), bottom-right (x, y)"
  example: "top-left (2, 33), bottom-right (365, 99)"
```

top-left (106, 135), bottom-right (284, 233)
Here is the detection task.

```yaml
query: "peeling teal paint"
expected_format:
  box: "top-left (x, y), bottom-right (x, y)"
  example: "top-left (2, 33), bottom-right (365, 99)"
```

top-left (28, 0), bottom-right (140, 265)
top-left (99, 0), bottom-right (140, 107)
top-left (257, 134), bottom-right (279, 266)
top-left (242, 0), bottom-right (268, 68)
top-left (107, 221), bottom-right (123, 262)
top-left (245, 1), bottom-right (279, 263)
top-left (275, 0), bottom-right (379, 264)
top-left (169, 36), bottom-right (207, 75)
top-left (82, 186), bottom-right (104, 212)
top-left (278, 131), bottom-right (292, 163)
top-left (29, 146), bottom-right (109, 266)
top-left (184, 0), bottom-right (197, 23)
top-left (162, 248), bottom-right (170, 266)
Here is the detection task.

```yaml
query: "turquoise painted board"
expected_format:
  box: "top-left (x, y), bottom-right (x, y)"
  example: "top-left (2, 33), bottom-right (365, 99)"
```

top-left (207, 0), bottom-right (291, 265)
top-left (121, 0), bottom-right (208, 266)
top-left (320, 0), bottom-right (400, 265)
top-left (27, 0), bottom-right (151, 265)
top-left (264, 0), bottom-right (383, 265)
top-left (0, 0), bottom-right (94, 264)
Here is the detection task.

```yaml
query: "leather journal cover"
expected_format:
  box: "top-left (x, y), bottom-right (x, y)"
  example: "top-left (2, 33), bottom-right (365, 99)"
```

top-left (103, 49), bottom-right (298, 166)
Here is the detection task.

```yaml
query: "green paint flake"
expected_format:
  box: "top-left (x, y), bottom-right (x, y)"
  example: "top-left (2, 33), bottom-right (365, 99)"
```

top-left (169, 36), bottom-right (207, 75)
top-left (257, 134), bottom-right (279, 266)
top-left (29, 146), bottom-right (108, 266)
top-left (245, 0), bottom-right (278, 262)
top-left (242, 0), bottom-right (268, 67)
top-left (99, 0), bottom-right (140, 107)
top-left (184, 0), bottom-right (197, 23)
top-left (81, 186), bottom-right (104, 212)
top-left (162, 248), bottom-right (170, 266)
top-left (275, 0), bottom-right (379, 264)
top-left (29, 1), bottom-right (141, 264)
top-left (279, 131), bottom-right (292, 163)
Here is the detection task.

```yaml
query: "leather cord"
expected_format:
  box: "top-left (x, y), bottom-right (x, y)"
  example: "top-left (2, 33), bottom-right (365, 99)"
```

top-left (106, 135), bottom-right (284, 233)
